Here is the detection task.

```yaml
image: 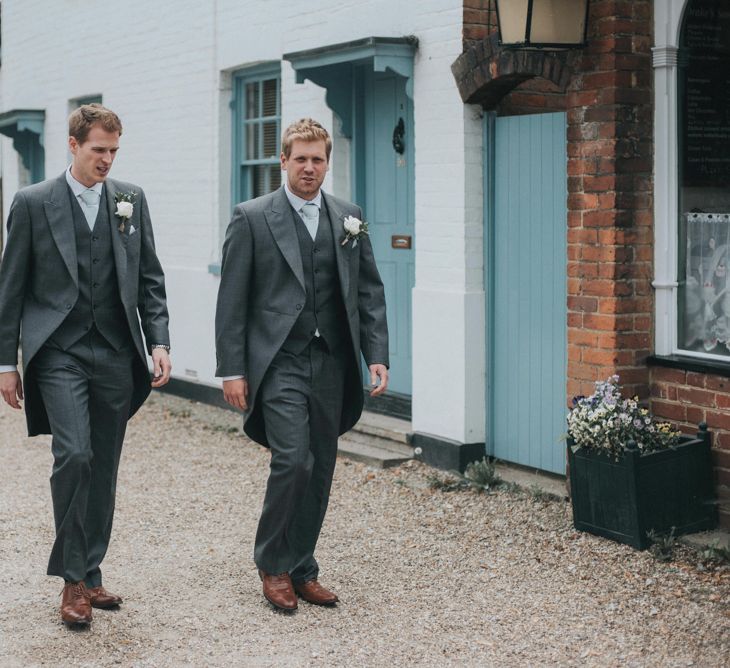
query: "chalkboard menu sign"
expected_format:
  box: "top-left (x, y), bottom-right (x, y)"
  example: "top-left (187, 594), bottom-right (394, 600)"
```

top-left (681, 0), bottom-right (730, 187)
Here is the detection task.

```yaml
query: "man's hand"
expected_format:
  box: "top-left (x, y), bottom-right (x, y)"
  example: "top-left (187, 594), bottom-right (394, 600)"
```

top-left (151, 349), bottom-right (172, 388)
top-left (368, 364), bottom-right (388, 397)
top-left (0, 371), bottom-right (23, 409)
top-left (223, 378), bottom-right (248, 411)
top-left (223, 378), bottom-right (249, 411)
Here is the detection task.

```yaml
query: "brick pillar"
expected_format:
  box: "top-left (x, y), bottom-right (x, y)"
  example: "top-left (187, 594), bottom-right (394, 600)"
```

top-left (463, 0), bottom-right (495, 48)
top-left (566, 0), bottom-right (654, 400)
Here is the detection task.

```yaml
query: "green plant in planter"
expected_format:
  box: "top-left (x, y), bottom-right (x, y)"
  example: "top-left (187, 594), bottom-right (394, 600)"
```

top-left (567, 375), bottom-right (680, 458)
top-left (566, 375), bottom-right (717, 550)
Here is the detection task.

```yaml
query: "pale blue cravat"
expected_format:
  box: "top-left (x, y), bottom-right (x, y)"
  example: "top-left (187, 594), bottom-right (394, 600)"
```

top-left (299, 201), bottom-right (321, 337)
top-left (78, 189), bottom-right (100, 230)
top-left (299, 202), bottom-right (319, 241)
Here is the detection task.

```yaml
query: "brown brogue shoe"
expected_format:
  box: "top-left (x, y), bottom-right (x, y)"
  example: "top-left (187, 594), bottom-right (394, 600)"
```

top-left (60, 581), bottom-right (92, 626)
top-left (87, 585), bottom-right (123, 609)
top-left (259, 570), bottom-right (298, 611)
top-left (293, 579), bottom-right (339, 606)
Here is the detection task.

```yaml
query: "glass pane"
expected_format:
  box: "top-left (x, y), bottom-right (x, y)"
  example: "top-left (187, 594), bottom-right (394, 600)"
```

top-left (530, 0), bottom-right (587, 45)
top-left (245, 82), bottom-right (259, 119)
top-left (262, 121), bottom-right (278, 159)
top-left (262, 78), bottom-right (278, 117)
top-left (253, 165), bottom-right (267, 198)
top-left (496, 0), bottom-right (530, 44)
top-left (249, 164), bottom-right (281, 198)
top-left (269, 165), bottom-right (281, 191)
top-left (678, 0), bottom-right (730, 357)
top-left (246, 123), bottom-right (259, 160)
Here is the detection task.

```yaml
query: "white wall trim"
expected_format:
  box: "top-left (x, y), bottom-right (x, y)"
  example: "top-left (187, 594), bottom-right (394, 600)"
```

top-left (653, 0), bottom-right (688, 355)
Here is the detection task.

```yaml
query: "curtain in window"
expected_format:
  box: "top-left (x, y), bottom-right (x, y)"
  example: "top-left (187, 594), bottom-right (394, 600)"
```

top-left (683, 213), bottom-right (730, 352)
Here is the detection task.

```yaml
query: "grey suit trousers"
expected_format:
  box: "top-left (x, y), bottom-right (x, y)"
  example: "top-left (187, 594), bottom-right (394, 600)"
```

top-left (254, 337), bottom-right (347, 583)
top-left (33, 328), bottom-right (135, 585)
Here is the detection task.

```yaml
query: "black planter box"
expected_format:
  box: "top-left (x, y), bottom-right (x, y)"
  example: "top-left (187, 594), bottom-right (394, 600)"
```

top-left (567, 425), bottom-right (717, 549)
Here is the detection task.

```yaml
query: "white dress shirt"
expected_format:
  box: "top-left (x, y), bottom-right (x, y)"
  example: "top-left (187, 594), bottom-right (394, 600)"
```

top-left (285, 182), bottom-right (322, 229)
top-left (66, 166), bottom-right (104, 229)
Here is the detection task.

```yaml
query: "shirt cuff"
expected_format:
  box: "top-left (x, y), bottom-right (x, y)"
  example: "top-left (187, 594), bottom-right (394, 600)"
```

top-left (0, 365), bottom-right (18, 373)
top-left (222, 375), bottom-right (245, 381)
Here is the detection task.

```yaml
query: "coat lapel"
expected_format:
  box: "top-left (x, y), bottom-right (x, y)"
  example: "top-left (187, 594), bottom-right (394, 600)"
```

top-left (264, 187), bottom-right (305, 291)
top-left (104, 179), bottom-right (128, 291)
top-left (44, 174), bottom-right (78, 286)
top-left (322, 192), bottom-right (350, 300)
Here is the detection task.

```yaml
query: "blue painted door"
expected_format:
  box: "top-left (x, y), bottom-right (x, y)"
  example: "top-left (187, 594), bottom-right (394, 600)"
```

top-left (486, 112), bottom-right (567, 474)
top-left (354, 68), bottom-right (414, 396)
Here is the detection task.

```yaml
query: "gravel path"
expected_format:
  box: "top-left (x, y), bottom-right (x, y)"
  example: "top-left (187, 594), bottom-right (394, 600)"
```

top-left (0, 392), bottom-right (728, 667)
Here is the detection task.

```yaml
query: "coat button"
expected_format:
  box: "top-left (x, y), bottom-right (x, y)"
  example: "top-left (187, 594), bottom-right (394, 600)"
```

top-left (92, 236), bottom-right (99, 242)
top-left (65, 304), bottom-right (72, 310)
top-left (93, 258), bottom-right (99, 264)
top-left (296, 304), bottom-right (302, 310)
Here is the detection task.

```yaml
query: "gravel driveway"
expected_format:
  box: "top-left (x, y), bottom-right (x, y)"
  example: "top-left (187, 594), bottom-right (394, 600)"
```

top-left (1, 392), bottom-right (728, 667)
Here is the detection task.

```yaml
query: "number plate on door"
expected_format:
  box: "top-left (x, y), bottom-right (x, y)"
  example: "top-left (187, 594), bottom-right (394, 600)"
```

top-left (391, 235), bottom-right (412, 249)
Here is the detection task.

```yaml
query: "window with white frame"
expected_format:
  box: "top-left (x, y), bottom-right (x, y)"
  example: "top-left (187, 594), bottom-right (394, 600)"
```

top-left (232, 64), bottom-right (281, 205)
top-left (676, 0), bottom-right (730, 359)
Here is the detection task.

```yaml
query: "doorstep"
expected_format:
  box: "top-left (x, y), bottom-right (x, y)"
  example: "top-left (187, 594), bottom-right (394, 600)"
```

top-left (338, 411), bottom-right (413, 468)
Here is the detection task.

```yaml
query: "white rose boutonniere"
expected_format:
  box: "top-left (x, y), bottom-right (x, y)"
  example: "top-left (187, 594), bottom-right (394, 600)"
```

top-left (114, 191), bottom-right (137, 232)
top-left (341, 215), bottom-right (369, 248)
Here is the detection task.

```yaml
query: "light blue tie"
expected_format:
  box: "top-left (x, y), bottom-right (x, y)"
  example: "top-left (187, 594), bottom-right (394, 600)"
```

top-left (78, 189), bottom-right (100, 230)
top-left (299, 202), bottom-right (319, 241)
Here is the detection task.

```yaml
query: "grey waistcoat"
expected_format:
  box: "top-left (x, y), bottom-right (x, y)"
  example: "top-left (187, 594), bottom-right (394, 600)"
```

top-left (281, 201), bottom-right (348, 355)
top-left (50, 188), bottom-right (130, 350)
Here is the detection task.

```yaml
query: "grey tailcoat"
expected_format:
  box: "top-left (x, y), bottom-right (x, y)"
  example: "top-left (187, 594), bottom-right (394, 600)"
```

top-left (215, 186), bottom-right (389, 447)
top-left (0, 173), bottom-right (170, 436)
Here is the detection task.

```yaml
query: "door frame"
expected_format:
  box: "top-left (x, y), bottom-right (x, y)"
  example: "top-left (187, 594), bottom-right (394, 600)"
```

top-left (352, 65), bottom-right (416, 400)
top-left (484, 111), bottom-right (497, 459)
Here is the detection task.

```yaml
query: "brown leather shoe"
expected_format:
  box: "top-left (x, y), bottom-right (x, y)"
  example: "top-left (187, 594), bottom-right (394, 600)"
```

top-left (60, 581), bottom-right (92, 626)
top-left (259, 570), bottom-right (297, 611)
top-left (87, 585), bottom-right (123, 609)
top-left (293, 579), bottom-right (339, 606)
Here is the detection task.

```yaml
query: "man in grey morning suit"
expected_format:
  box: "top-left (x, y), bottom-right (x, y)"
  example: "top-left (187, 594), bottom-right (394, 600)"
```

top-left (0, 104), bottom-right (171, 626)
top-left (215, 118), bottom-right (389, 611)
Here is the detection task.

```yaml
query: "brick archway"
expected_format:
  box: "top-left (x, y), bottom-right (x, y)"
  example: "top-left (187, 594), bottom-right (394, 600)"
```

top-left (451, 34), bottom-right (574, 109)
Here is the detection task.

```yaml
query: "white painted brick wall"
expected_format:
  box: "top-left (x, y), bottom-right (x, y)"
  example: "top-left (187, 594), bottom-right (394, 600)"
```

top-left (0, 0), bottom-right (487, 444)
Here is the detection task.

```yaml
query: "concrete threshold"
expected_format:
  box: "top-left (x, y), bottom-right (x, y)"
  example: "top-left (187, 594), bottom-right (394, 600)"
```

top-left (494, 461), bottom-right (568, 499)
top-left (338, 411), bottom-right (413, 468)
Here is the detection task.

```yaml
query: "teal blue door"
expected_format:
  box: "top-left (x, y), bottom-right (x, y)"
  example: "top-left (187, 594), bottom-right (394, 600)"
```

top-left (486, 112), bottom-right (567, 474)
top-left (354, 67), bottom-right (414, 396)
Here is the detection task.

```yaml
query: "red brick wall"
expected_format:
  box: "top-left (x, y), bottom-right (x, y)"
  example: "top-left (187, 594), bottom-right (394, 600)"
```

top-left (463, 0), bottom-right (495, 47)
top-left (652, 368), bottom-right (730, 528)
top-left (565, 0), bottom-right (654, 401)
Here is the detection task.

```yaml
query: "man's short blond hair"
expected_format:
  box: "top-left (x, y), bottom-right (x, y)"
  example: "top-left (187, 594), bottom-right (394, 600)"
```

top-left (281, 118), bottom-right (332, 159)
top-left (68, 103), bottom-right (123, 144)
